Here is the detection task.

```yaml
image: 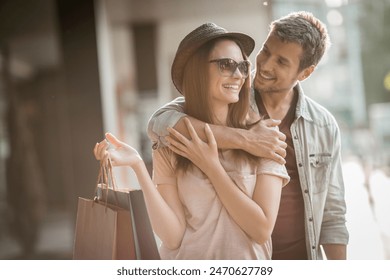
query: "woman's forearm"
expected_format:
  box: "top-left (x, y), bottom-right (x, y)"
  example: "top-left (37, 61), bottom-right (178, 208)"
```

top-left (131, 161), bottom-right (185, 249)
top-left (203, 162), bottom-right (281, 244)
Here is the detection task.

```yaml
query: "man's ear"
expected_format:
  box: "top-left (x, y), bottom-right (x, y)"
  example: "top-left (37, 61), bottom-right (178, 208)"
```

top-left (298, 65), bottom-right (315, 81)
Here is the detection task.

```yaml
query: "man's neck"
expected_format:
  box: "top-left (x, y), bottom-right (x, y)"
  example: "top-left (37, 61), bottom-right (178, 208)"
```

top-left (258, 88), bottom-right (296, 120)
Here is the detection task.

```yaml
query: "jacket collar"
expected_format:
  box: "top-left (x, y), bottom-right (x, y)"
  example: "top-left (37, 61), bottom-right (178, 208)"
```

top-left (294, 83), bottom-right (313, 122)
top-left (250, 82), bottom-right (313, 122)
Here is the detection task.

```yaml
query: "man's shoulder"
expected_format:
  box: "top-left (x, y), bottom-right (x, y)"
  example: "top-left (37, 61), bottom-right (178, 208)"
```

top-left (303, 95), bottom-right (338, 127)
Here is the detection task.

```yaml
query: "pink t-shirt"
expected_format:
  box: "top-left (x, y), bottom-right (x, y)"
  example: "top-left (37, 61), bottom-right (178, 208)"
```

top-left (152, 147), bottom-right (289, 260)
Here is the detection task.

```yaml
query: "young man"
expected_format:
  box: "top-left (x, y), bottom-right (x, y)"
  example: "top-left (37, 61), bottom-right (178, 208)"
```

top-left (147, 11), bottom-right (349, 260)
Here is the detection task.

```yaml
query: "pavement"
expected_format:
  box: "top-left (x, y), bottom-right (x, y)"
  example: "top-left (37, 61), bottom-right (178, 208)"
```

top-left (0, 210), bottom-right (74, 260)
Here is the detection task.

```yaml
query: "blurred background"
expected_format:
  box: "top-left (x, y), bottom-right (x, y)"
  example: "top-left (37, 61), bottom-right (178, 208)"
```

top-left (0, 0), bottom-right (389, 260)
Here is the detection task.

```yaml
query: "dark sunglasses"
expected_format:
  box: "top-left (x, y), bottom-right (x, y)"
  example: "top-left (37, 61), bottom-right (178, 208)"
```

top-left (209, 58), bottom-right (251, 78)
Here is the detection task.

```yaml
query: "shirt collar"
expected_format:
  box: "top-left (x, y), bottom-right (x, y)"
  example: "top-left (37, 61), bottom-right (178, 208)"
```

top-left (250, 82), bottom-right (313, 122)
top-left (294, 83), bottom-right (313, 122)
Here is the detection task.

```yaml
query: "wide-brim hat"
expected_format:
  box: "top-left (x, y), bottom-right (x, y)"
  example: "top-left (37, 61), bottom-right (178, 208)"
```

top-left (171, 22), bottom-right (255, 95)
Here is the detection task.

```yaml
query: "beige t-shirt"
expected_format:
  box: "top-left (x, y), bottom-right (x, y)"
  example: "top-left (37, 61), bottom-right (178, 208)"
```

top-left (152, 147), bottom-right (290, 260)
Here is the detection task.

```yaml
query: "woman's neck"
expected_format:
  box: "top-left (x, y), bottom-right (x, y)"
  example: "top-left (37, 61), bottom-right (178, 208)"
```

top-left (211, 103), bottom-right (229, 126)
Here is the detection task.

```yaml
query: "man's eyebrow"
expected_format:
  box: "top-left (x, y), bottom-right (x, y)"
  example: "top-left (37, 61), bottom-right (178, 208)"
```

top-left (278, 56), bottom-right (290, 65)
top-left (263, 43), bottom-right (290, 65)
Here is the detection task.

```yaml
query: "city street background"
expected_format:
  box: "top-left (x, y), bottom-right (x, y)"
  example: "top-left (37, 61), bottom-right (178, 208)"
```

top-left (0, 0), bottom-right (389, 260)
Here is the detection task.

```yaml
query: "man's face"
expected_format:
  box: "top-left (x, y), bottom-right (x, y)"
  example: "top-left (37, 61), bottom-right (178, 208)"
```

top-left (254, 33), bottom-right (306, 95)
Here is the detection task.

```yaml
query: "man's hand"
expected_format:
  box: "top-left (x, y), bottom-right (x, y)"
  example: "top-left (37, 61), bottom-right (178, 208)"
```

top-left (241, 119), bottom-right (287, 164)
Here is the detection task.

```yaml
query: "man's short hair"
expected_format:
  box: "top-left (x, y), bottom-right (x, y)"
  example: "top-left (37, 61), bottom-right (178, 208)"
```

top-left (270, 11), bottom-right (331, 71)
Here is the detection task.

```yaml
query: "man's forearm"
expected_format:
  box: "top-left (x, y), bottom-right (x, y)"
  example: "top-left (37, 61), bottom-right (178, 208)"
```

top-left (322, 244), bottom-right (347, 260)
top-left (173, 116), bottom-right (245, 150)
top-left (149, 100), bottom-right (287, 163)
top-left (147, 97), bottom-right (186, 146)
top-left (174, 116), bottom-right (287, 164)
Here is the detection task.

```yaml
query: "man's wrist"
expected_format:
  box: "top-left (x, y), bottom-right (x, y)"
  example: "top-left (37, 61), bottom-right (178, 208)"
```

top-left (228, 127), bottom-right (248, 151)
top-left (213, 125), bottom-right (246, 151)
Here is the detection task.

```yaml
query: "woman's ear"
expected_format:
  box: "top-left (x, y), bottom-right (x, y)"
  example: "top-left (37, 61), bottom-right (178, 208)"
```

top-left (298, 65), bottom-right (315, 81)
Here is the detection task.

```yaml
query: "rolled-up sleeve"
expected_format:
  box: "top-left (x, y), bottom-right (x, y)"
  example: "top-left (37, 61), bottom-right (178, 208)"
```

top-left (147, 97), bottom-right (186, 149)
top-left (257, 158), bottom-right (290, 187)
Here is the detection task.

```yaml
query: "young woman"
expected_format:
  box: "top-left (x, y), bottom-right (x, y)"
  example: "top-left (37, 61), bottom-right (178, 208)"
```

top-left (94, 23), bottom-right (289, 259)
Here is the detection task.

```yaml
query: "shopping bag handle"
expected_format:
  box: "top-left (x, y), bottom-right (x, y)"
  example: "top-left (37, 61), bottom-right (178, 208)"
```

top-left (94, 157), bottom-right (120, 207)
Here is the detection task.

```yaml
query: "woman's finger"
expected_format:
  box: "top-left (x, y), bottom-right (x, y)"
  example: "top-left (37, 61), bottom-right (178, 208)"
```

top-left (204, 123), bottom-right (216, 146)
top-left (166, 135), bottom-right (188, 153)
top-left (105, 133), bottom-right (123, 148)
top-left (167, 127), bottom-right (190, 146)
top-left (93, 143), bottom-right (99, 159)
top-left (98, 141), bottom-right (109, 158)
top-left (184, 118), bottom-right (200, 142)
top-left (167, 142), bottom-right (188, 159)
top-left (95, 140), bottom-right (108, 160)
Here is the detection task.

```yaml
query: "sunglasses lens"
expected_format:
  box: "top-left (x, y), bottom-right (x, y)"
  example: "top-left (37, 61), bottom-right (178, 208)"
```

top-left (210, 59), bottom-right (250, 78)
top-left (238, 62), bottom-right (249, 77)
top-left (218, 59), bottom-right (236, 76)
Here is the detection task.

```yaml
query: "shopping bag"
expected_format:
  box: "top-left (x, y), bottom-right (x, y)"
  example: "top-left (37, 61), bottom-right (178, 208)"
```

top-left (96, 186), bottom-right (160, 260)
top-left (73, 197), bottom-right (136, 259)
top-left (73, 160), bottom-right (136, 259)
top-left (73, 158), bottom-right (160, 260)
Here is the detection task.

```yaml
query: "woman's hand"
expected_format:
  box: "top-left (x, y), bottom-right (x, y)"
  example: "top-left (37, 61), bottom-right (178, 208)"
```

top-left (166, 118), bottom-right (220, 171)
top-left (93, 133), bottom-right (143, 168)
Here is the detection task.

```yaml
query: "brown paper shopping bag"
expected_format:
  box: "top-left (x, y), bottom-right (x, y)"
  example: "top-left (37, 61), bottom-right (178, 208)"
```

top-left (73, 160), bottom-right (136, 259)
top-left (73, 158), bottom-right (160, 260)
top-left (96, 186), bottom-right (160, 260)
top-left (73, 197), bottom-right (136, 259)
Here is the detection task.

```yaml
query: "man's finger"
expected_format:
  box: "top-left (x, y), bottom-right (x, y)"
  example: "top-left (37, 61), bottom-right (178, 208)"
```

top-left (279, 140), bottom-right (288, 150)
top-left (261, 118), bottom-right (281, 127)
top-left (275, 146), bottom-right (287, 159)
top-left (277, 130), bottom-right (286, 142)
top-left (272, 153), bottom-right (286, 165)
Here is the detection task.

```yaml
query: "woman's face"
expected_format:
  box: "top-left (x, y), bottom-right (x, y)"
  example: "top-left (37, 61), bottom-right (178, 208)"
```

top-left (208, 39), bottom-right (247, 111)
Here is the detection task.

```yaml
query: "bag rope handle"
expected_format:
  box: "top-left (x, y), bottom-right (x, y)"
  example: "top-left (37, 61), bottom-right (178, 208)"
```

top-left (94, 156), bottom-right (120, 208)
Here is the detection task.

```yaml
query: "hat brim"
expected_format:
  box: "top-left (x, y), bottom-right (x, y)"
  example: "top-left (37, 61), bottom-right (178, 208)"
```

top-left (171, 31), bottom-right (255, 95)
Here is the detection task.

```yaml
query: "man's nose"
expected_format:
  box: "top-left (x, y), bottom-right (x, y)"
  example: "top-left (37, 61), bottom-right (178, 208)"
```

top-left (260, 57), bottom-right (274, 72)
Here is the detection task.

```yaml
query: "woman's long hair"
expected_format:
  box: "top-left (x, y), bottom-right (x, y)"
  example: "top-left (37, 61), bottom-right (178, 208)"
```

top-left (176, 37), bottom-right (259, 173)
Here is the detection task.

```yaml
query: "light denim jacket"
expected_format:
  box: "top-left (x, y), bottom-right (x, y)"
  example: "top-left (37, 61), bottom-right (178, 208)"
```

top-left (147, 83), bottom-right (349, 259)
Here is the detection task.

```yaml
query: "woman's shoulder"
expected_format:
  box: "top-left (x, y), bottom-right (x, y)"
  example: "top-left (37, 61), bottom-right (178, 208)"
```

top-left (153, 147), bottom-right (176, 168)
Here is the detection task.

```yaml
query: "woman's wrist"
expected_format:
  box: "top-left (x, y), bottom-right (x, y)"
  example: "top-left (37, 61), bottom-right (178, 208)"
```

top-left (201, 158), bottom-right (223, 178)
top-left (131, 158), bottom-right (146, 174)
